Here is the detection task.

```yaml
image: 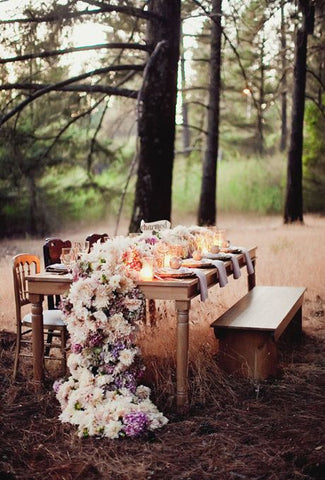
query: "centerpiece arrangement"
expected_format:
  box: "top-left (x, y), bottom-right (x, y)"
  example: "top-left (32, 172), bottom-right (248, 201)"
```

top-left (55, 236), bottom-right (168, 439)
top-left (55, 224), bottom-right (231, 438)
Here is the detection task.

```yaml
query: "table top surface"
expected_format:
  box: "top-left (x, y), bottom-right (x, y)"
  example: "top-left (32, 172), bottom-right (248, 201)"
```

top-left (26, 247), bottom-right (256, 301)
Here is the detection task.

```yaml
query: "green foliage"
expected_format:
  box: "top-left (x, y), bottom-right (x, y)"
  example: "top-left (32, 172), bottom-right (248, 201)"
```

top-left (172, 153), bottom-right (286, 217)
top-left (303, 99), bottom-right (325, 212)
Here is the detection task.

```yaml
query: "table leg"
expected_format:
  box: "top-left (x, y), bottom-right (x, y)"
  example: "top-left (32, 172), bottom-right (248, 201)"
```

top-left (175, 300), bottom-right (191, 413)
top-left (30, 294), bottom-right (44, 385)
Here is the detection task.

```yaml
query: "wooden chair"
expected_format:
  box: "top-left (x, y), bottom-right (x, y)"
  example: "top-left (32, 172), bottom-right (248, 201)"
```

top-left (12, 254), bottom-right (67, 380)
top-left (86, 233), bottom-right (109, 251)
top-left (43, 237), bottom-right (71, 309)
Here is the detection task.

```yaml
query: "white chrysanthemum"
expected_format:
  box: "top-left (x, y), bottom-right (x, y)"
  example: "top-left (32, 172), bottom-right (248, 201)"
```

top-left (109, 313), bottom-right (133, 337)
top-left (109, 274), bottom-right (122, 289)
top-left (103, 420), bottom-right (123, 439)
top-left (78, 368), bottom-right (94, 388)
top-left (68, 277), bottom-right (96, 309)
top-left (67, 353), bottom-right (81, 372)
top-left (95, 374), bottom-right (114, 388)
top-left (136, 385), bottom-right (151, 400)
top-left (147, 411), bottom-right (169, 430)
top-left (118, 348), bottom-right (137, 367)
top-left (92, 284), bottom-right (110, 309)
top-left (93, 309), bottom-right (108, 327)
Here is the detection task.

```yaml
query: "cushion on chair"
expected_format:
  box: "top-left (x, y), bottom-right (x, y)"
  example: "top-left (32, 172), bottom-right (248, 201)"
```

top-left (23, 309), bottom-right (66, 326)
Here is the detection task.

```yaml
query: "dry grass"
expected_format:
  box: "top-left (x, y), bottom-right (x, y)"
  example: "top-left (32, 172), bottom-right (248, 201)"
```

top-left (0, 213), bottom-right (325, 479)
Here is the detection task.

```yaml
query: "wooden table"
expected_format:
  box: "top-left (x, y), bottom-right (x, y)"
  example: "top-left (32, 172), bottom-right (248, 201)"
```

top-left (26, 247), bottom-right (256, 412)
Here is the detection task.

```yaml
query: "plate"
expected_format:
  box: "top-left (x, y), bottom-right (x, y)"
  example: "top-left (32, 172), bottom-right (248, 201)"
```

top-left (181, 258), bottom-right (213, 268)
top-left (46, 263), bottom-right (69, 274)
top-left (155, 267), bottom-right (196, 278)
top-left (221, 248), bottom-right (242, 254)
top-left (203, 252), bottom-right (233, 261)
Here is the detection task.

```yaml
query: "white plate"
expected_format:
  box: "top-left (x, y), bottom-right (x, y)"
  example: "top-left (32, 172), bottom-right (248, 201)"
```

top-left (155, 267), bottom-right (196, 278)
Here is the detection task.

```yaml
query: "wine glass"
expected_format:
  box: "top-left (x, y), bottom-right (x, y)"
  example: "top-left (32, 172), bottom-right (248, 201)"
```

top-left (60, 247), bottom-right (73, 272)
top-left (83, 240), bottom-right (90, 254)
top-left (72, 241), bottom-right (82, 259)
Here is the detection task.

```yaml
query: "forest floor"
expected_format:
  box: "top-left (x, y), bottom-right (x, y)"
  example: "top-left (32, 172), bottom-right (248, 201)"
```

top-left (0, 214), bottom-right (324, 480)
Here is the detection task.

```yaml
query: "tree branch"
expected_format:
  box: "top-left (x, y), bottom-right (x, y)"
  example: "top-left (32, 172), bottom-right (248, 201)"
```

top-left (42, 96), bottom-right (107, 160)
top-left (82, 1), bottom-right (162, 21)
top-left (307, 68), bottom-right (325, 91)
top-left (0, 8), bottom-right (102, 25)
top-left (0, 64), bottom-right (143, 126)
top-left (1, 81), bottom-right (138, 97)
top-left (177, 123), bottom-right (208, 135)
top-left (0, 3), bottom-right (161, 25)
top-left (0, 43), bottom-right (150, 64)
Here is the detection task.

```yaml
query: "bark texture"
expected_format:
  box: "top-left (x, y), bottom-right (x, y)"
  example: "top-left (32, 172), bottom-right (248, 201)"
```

top-left (129, 0), bottom-right (181, 232)
top-left (284, 1), bottom-right (314, 223)
top-left (198, 0), bottom-right (222, 226)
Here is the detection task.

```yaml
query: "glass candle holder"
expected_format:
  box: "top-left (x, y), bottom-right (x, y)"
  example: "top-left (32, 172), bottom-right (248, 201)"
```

top-left (215, 229), bottom-right (227, 249)
top-left (139, 256), bottom-right (154, 281)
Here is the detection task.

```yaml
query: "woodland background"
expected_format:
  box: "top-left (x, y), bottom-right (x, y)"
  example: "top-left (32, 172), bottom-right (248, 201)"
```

top-left (0, 0), bottom-right (324, 238)
top-left (0, 2), bottom-right (325, 478)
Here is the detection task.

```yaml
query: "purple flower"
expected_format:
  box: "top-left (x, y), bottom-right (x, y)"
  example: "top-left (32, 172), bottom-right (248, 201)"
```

top-left (88, 331), bottom-right (104, 347)
top-left (145, 237), bottom-right (158, 245)
top-left (123, 411), bottom-right (148, 437)
top-left (111, 341), bottom-right (124, 359)
top-left (53, 378), bottom-right (63, 394)
top-left (71, 343), bottom-right (83, 354)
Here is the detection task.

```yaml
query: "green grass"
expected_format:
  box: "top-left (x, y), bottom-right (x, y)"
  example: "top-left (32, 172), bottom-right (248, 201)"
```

top-left (172, 153), bottom-right (287, 217)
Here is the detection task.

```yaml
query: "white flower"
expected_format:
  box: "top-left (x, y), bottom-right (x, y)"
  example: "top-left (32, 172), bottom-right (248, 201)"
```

top-left (136, 385), bottom-right (151, 400)
top-left (93, 310), bottom-right (108, 327)
top-left (109, 274), bottom-right (122, 289)
top-left (119, 348), bottom-right (137, 367)
top-left (104, 420), bottom-right (123, 439)
top-left (57, 235), bottom-right (166, 440)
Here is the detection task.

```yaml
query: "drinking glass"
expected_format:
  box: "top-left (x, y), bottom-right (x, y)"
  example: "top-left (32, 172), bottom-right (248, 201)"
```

top-left (60, 247), bottom-right (73, 271)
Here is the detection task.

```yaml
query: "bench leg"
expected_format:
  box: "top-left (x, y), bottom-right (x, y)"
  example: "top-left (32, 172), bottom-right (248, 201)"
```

top-left (247, 260), bottom-right (256, 291)
top-left (216, 330), bottom-right (278, 381)
top-left (280, 306), bottom-right (303, 344)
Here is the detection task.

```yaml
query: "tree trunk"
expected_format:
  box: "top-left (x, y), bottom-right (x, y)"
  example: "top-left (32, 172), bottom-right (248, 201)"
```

top-left (257, 30), bottom-right (265, 155)
top-left (280, 3), bottom-right (287, 152)
top-left (197, 0), bottom-right (222, 226)
top-left (284, 1), bottom-right (314, 223)
top-left (129, 0), bottom-right (181, 232)
top-left (180, 23), bottom-right (191, 155)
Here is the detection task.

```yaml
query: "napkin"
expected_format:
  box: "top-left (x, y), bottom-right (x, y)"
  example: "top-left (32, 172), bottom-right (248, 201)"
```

top-left (203, 252), bottom-right (239, 282)
top-left (46, 263), bottom-right (68, 273)
top-left (230, 246), bottom-right (255, 275)
top-left (208, 260), bottom-right (228, 287)
top-left (229, 254), bottom-right (241, 279)
top-left (192, 268), bottom-right (208, 301)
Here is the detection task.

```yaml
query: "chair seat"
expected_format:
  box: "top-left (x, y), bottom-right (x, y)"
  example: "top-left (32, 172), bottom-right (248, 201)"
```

top-left (23, 309), bottom-right (66, 327)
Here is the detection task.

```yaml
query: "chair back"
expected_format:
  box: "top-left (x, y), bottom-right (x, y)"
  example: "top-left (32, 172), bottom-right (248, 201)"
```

top-left (43, 238), bottom-right (72, 267)
top-left (12, 254), bottom-right (40, 324)
top-left (43, 238), bottom-right (71, 309)
top-left (86, 233), bottom-right (109, 251)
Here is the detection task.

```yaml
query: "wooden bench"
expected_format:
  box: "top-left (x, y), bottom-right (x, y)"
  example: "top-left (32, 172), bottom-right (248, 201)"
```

top-left (211, 286), bottom-right (306, 381)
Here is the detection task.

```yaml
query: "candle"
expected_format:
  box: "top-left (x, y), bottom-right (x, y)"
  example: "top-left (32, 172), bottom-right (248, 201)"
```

top-left (139, 257), bottom-right (154, 281)
top-left (164, 254), bottom-right (171, 268)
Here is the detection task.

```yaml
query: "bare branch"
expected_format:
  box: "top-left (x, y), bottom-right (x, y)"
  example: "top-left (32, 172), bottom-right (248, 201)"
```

top-left (0, 8), bottom-right (102, 25)
top-left (305, 94), bottom-right (325, 117)
top-left (177, 123), bottom-right (208, 135)
top-left (42, 96), bottom-right (107, 160)
top-left (0, 43), bottom-right (150, 64)
top-left (0, 3), bottom-right (161, 25)
top-left (307, 68), bottom-right (325, 91)
top-left (0, 64), bottom-right (143, 126)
